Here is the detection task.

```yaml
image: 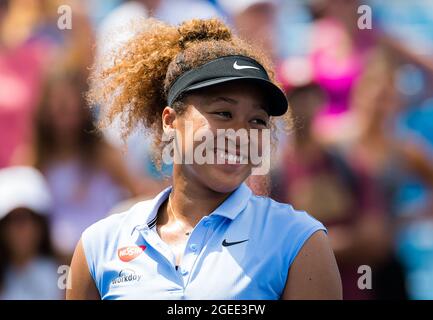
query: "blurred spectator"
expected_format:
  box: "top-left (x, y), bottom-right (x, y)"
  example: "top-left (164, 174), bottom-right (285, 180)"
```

top-left (0, 0), bottom-right (48, 168)
top-left (13, 70), bottom-right (144, 260)
top-left (0, 166), bottom-right (62, 300)
top-left (271, 83), bottom-right (399, 299)
top-left (0, 0), bottom-right (95, 169)
top-left (278, 0), bottom-right (433, 148)
top-left (350, 47), bottom-right (433, 299)
top-left (302, 0), bottom-right (376, 146)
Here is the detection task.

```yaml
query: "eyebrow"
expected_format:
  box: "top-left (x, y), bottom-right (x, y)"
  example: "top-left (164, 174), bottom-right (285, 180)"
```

top-left (209, 96), bottom-right (238, 105)
top-left (207, 96), bottom-right (270, 116)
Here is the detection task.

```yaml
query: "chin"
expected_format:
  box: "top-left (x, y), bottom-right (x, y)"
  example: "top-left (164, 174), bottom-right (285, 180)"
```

top-left (207, 180), bottom-right (240, 194)
top-left (202, 165), bottom-right (250, 194)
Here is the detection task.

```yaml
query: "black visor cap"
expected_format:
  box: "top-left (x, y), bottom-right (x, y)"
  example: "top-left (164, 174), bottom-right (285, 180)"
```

top-left (167, 55), bottom-right (288, 116)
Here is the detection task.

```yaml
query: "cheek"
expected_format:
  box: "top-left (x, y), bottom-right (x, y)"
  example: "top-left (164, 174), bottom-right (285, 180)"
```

top-left (191, 112), bottom-right (212, 137)
top-left (249, 130), bottom-right (268, 158)
top-left (176, 113), bottom-right (214, 156)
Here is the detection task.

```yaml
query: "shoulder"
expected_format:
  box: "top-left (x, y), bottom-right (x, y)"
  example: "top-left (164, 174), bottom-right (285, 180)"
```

top-left (244, 195), bottom-right (327, 265)
top-left (247, 194), bottom-right (325, 232)
top-left (282, 229), bottom-right (342, 299)
top-left (80, 200), bottom-right (152, 279)
top-left (82, 199), bottom-right (152, 244)
top-left (81, 210), bottom-right (129, 245)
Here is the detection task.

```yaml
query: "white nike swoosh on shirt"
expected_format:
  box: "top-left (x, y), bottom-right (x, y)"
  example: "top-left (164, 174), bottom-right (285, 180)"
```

top-left (233, 61), bottom-right (260, 70)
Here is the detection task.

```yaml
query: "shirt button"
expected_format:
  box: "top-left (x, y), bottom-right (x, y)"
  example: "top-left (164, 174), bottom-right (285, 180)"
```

top-left (189, 244), bottom-right (198, 252)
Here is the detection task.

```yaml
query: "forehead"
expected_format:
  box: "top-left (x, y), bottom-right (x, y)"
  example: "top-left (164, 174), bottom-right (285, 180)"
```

top-left (184, 81), bottom-right (268, 109)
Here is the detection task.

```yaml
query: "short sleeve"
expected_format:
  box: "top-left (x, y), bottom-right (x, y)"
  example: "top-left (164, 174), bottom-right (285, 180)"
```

top-left (286, 210), bottom-right (327, 267)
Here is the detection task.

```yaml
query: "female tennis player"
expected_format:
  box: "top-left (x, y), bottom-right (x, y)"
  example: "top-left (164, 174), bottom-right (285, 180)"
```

top-left (66, 18), bottom-right (342, 300)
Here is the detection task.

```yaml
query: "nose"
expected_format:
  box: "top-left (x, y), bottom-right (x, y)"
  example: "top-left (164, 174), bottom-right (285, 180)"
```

top-left (218, 119), bottom-right (251, 155)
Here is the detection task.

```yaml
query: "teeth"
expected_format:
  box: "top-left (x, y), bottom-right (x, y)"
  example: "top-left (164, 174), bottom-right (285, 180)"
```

top-left (215, 150), bottom-right (246, 163)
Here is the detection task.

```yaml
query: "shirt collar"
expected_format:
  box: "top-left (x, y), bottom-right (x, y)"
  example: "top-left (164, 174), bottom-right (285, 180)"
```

top-left (129, 182), bottom-right (252, 234)
top-left (129, 185), bottom-right (172, 234)
top-left (209, 182), bottom-right (252, 220)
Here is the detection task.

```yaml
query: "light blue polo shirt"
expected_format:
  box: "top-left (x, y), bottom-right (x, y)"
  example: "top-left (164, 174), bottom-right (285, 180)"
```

top-left (81, 183), bottom-right (326, 299)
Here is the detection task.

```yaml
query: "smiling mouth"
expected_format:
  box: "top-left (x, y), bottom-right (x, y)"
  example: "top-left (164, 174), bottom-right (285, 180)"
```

top-left (214, 149), bottom-right (248, 164)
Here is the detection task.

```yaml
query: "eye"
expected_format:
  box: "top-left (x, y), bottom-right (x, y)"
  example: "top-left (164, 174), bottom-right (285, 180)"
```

top-left (251, 118), bottom-right (268, 127)
top-left (213, 111), bottom-right (232, 119)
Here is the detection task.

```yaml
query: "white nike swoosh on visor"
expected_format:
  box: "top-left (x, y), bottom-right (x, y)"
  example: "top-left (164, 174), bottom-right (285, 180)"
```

top-left (233, 61), bottom-right (260, 70)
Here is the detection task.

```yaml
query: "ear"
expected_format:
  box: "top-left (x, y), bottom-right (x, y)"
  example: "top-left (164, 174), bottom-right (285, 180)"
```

top-left (162, 106), bottom-right (176, 135)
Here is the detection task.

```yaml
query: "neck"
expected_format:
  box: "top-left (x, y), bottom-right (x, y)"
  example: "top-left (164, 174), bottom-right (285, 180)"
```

top-left (165, 166), bottom-right (233, 228)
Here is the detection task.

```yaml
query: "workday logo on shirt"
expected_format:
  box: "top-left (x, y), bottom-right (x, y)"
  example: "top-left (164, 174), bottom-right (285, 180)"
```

top-left (111, 269), bottom-right (143, 287)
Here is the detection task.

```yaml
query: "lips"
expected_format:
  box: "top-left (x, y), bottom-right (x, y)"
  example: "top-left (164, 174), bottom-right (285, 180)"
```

top-left (118, 245), bottom-right (146, 262)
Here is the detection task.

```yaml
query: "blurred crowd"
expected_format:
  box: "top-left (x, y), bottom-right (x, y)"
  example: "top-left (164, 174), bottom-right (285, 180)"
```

top-left (0, 0), bottom-right (432, 300)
